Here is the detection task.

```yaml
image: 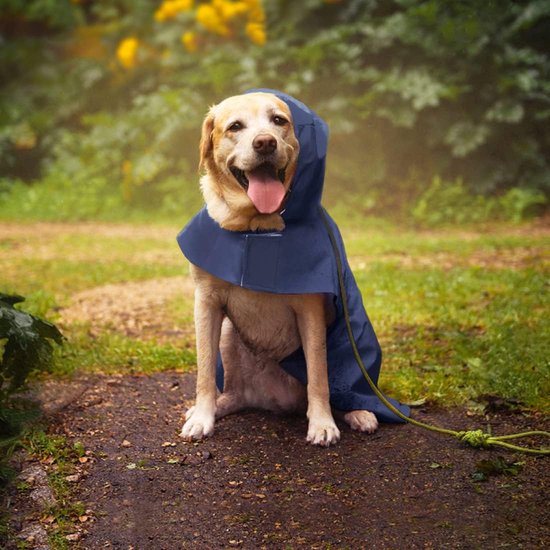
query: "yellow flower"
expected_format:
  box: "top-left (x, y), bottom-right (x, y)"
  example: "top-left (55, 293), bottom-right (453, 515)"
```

top-left (154, 7), bottom-right (167, 22)
top-left (174, 0), bottom-right (193, 9)
top-left (196, 3), bottom-right (230, 36)
top-left (116, 37), bottom-right (139, 69)
top-left (217, 0), bottom-right (249, 21)
top-left (181, 30), bottom-right (198, 52)
top-left (245, 21), bottom-right (266, 46)
top-left (154, 0), bottom-right (193, 22)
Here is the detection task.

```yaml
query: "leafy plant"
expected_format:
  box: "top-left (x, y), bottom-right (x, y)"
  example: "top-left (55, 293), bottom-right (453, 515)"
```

top-left (411, 176), bottom-right (547, 226)
top-left (412, 176), bottom-right (497, 226)
top-left (0, 293), bottom-right (63, 481)
top-left (0, 293), bottom-right (63, 398)
top-left (498, 187), bottom-right (548, 223)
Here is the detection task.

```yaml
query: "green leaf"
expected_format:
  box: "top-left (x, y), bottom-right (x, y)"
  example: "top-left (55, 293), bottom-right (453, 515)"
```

top-left (472, 457), bottom-right (524, 482)
top-left (0, 293), bottom-right (63, 393)
top-left (0, 294), bottom-right (25, 307)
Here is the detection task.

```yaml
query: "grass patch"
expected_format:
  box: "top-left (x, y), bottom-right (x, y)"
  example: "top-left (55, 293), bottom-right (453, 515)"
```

top-left (53, 327), bottom-right (196, 377)
top-left (358, 263), bottom-right (549, 409)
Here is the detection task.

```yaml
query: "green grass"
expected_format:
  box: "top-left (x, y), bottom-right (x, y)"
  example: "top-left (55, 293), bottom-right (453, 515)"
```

top-left (360, 264), bottom-right (550, 408)
top-left (1, 218), bottom-right (548, 411)
top-left (53, 327), bottom-right (197, 376)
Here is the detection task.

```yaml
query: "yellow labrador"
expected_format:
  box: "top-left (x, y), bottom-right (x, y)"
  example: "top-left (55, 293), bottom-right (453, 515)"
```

top-left (180, 92), bottom-right (378, 446)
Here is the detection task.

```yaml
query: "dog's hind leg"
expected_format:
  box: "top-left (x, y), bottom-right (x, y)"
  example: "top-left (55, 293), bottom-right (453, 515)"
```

top-left (215, 318), bottom-right (250, 418)
top-left (334, 409), bottom-right (379, 434)
top-left (217, 318), bottom-right (306, 418)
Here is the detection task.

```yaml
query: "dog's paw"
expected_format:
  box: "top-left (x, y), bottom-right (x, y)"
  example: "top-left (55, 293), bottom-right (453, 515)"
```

top-left (307, 419), bottom-right (341, 447)
top-left (344, 410), bottom-right (379, 434)
top-left (180, 408), bottom-right (215, 441)
top-left (184, 405), bottom-right (195, 421)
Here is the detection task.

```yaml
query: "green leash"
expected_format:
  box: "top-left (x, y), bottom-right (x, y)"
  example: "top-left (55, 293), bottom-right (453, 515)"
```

top-left (320, 208), bottom-right (550, 456)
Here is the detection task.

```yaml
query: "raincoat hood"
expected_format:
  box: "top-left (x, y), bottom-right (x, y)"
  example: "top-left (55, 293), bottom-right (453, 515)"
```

top-left (252, 89), bottom-right (328, 222)
top-left (176, 90), bottom-right (410, 422)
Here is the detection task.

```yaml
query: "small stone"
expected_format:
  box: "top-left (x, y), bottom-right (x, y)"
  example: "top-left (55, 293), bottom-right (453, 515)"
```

top-left (30, 485), bottom-right (57, 507)
top-left (121, 439), bottom-right (132, 448)
top-left (65, 474), bottom-right (81, 483)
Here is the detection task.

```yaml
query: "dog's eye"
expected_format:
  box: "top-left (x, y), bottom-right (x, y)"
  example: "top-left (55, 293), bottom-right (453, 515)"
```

top-left (228, 121), bottom-right (243, 132)
top-left (272, 116), bottom-right (288, 126)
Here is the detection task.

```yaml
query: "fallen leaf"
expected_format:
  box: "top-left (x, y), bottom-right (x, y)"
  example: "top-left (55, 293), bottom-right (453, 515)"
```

top-left (41, 515), bottom-right (56, 524)
top-left (472, 457), bottom-right (524, 482)
top-left (408, 398), bottom-right (427, 407)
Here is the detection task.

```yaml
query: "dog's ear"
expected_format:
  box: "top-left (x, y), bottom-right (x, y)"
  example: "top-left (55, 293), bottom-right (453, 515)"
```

top-left (199, 109), bottom-right (215, 171)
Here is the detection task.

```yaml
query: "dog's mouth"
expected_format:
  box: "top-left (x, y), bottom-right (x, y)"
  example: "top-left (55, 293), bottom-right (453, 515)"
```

top-left (230, 163), bottom-right (287, 215)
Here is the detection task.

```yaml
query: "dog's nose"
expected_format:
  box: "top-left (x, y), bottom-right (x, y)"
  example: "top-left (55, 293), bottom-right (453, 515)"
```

top-left (253, 134), bottom-right (277, 155)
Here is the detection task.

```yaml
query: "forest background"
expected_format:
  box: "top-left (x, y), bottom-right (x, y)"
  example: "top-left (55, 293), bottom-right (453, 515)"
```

top-left (1, 0), bottom-right (549, 225)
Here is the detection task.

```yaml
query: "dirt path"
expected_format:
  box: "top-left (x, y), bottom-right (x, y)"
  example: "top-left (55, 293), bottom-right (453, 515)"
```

top-left (59, 276), bottom-right (194, 342)
top-left (11, 372), bottom-right (549, 549)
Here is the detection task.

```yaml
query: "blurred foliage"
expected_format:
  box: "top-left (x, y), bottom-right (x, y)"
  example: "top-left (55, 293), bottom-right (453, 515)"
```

top-left (0, 0), bottom-right (549, 222)
top-left (412, 176), bottom-right (547, 226)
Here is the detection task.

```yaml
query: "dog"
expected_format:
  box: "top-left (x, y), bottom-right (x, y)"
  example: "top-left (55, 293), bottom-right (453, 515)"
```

top-left (178, 92), bottom-right (379, 446)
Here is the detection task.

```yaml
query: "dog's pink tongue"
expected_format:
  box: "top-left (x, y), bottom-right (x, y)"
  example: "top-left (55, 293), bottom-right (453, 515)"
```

top-left (246, 169), bottom-right (285, 214)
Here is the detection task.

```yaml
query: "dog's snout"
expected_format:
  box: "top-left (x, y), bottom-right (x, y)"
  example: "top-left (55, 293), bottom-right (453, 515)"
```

top-left (253, 134), bottom-right (277, 155)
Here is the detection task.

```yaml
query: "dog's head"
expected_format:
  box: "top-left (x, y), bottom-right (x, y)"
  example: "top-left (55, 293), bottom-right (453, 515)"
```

top-left (199, 92), bottom-right (300, 231)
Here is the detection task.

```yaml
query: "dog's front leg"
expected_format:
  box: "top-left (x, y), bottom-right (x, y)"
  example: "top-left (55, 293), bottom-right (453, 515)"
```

top-left (180, 291), bottom-right (223, 441)
top-left (296, 295), bottom-right (340, 447)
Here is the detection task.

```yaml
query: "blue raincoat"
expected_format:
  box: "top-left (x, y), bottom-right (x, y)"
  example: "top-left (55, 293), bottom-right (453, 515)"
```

top-left (177, 89), bottom-right (410, 423)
